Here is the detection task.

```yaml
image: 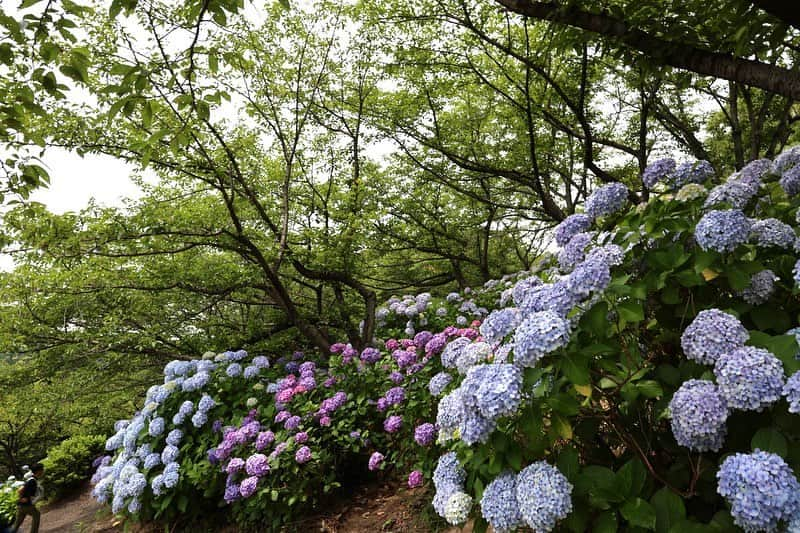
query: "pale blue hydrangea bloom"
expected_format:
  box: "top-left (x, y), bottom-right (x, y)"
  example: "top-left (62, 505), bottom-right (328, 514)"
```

top-left (783, 371), bottom-right (800, 413)
top-left (479, 308), bottom-right (522, 345)
top-left (680, 309), bottom-right (748, 365)
top-left (585, 182), bottom-right (628, 219)
top-left (554, 214), bottom-right (592, 246)
top-left (515, 461), bottom-right (573, 532)
top-left (668, 379), bottom-right (728, 452)
top-left (443, 491), bottom-right (473, 525)
top-left (750, 218), bottom-right (796, 248)
top-left (694, 209), bottom-right (751, 253)
top-left (717, 451), bottom-right (800, 532)
top-left (428, 372), bottom-right (453, 396)
top-left (642, 158), bottom-right (675, 189)
top-left (739, 269), bottom-right (777, 305)
top-left (513, 311), bottom-right (571, 368)
top-left (714, 346), bottom-right (785, 411)
top-left (481, 471), bottom-right (523, 533)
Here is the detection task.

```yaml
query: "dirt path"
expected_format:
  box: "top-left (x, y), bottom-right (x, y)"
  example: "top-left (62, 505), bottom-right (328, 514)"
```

top-left (13, 481), bottom-right (473, 533)
top-left (13, 483), bottom-right (122, 533)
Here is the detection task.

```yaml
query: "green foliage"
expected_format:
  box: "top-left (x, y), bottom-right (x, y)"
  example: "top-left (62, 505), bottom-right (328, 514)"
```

top-left (0, 476), bottom-right (19, 527)
top-left (41, 434), bottom-right (105, 501)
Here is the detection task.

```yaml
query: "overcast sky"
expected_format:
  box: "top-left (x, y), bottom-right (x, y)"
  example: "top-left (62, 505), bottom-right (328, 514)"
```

top-left (0, 149), bottom-right (153, 271)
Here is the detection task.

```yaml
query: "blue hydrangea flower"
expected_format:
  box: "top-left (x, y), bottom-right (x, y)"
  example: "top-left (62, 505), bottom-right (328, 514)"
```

top-left (479, 308), bottom-right (522, 345)
top-left (736, 158), bottom-right (772, 188)
top-left (554, 214), bottom-right (593, 246)
top-left (512, 276), bottom-right (543, 307)
top-left (519, 281), bottom-right (580, 318)
top-left (669, 160), bottom-right (714, 189)
top-left (436, 389), bottom-right (466, 435)
top-left (433, 452), bottom-right (467, 490)
top-left (680, 309), bottom-right (748, 365)
top-left (694, 209), bottom-right (752, 253)
top-left (243, 366), bottom-right (260, 379)
top-left (443, 491), bottom-right (473, 525)
top-left (429, 372), bottom-right (453, 396)
top-left (704, 181), bottom-right (756, 209)
top-left (513, 311), bottom-right (571, 368)
top-left (584, 244), bottom-right (624, 267)
top-left (642, 158), bottom-right (676, 189)
top-left (225, 363), bottom-right (242, 377)
top-left (441, 337), bottom-right (472, 369)
top-left (143, 453), bottom-right (160, 471)
top-left (161, 445), bottom-right (179, 464)
top-left (717, 451), bottom-right (800, 532)
top-left (515, 461), bottom-right (573, 532)
top-left (191, 411), bottom-right (208, 428)
top-left (481, 471), bottom-right (523, 533)
top-left (166, 429), bottom-right (183, 447)
top-left (794, 258), bottom-right (800, 287)
top-left (668, 379), bottom-right (728, 452)
top-left (780, 165), bottom-right (800, 196)
top-left (148, 417), bottom-right (165, 437)
top-left (455, 342), bottom-right (491, 374)
top-left (558, 232), bottom-right (594, 272)
top-left (198, 394), bottom-right (216, 412)
top-left (750, 218), bottom-right (796, 248)
top-left (585, 183), bottom-right (628, 219)
top-left (783, 371), bottom-right (800, 413)
top-left (565, 257), bottom-right (611, 297)
top-left (462, 364), bottom-right (523, 420)
top-left (714, 346), bottom-right (785, 411)
top-left (739, 269), bottom-right (777, 305)
top-left (458, 410), bottom-right (496, 445)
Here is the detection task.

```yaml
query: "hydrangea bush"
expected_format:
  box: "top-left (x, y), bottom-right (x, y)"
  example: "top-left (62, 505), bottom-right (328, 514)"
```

top-left (93, 148), bottom-right (800, 532)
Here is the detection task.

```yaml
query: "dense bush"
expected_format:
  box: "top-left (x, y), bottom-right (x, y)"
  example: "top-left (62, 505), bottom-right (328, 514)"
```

top-left (0, 475), bottom-right (25, 526)
top-left (41, 434), bottom-right (106, 501)
top-left (93, 148), bottom-right (800, 532)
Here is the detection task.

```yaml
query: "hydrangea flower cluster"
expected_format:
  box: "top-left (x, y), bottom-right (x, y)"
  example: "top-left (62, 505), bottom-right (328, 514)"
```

top-left (713, 346), bottom-right (785, 411)
top-left (584, 182), bottom-right (628, 219)
top-left (680, 309), bottom-right (748, 365)
top-left (739, 269), bottom-right (777, 305)
top-left (717, 451), bottom-right (800, 531)
top-left (436, 363), bottom-right (522, 445)
top-left (668, 379), bottom-right (728, 452)
top-left (479, 308), bottom-right (522, 345)
top-left (432, 452), bottom-right (468, 521)
top-left (642, 158), bottom-right (676, 189)
top-left (750, 218), bottom-right (796, 249)
top-left (784, 371), bottom-right (800, 413)
top-left (675, 182), bottom-right (708, 202)
top-left (480, 471), bottom-right (523, 532)
top-left (704, 181), bottom-right (755, 209)
top-left (513, 311), bottom-right (571, 368)
top-left (694, 209), bottom-right (752, 252)
top-left (558, 231), bottom-right (594, 271)
top-left (515, 461), bottom-right (573, 532)
top-left (554, 214), bottom-right (592, 246)
top-left (669, 160), bottom-right (714, 189)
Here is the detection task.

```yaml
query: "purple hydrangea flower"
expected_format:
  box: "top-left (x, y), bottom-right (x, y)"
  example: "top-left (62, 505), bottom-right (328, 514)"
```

top-left (408, 470), bottom-right (424, 488)
top-left (368, 452), bottom-right (384, 471)
top-left (642, 158), bottom-right (676, 188)
top-left (245, 454), bottom-right (270, 477)
top-left (360, 347), bottom-right (382, 364)
top-left (414, 423), bottom-right (436, 446)
top-left (780, 165), bottom-right (800, 196)
top-left (285, 416), bottom-right (301, 431)
top-left (239, 476), bottom-right (258, 498)
top-left (585, 182), bottom-right (628, 219)
top-left (714, 346), bottom-right (785, 411)
top-left (385, 386), bottom-right (405, 406)
top-left (384, 415), bottom-right (403, 433)
top-left (669, 160), bottom-right (714, 189)
top-left (295, 446), bottom-right (312, 464)
top-left (669, 379), bottom-right (728, 452)
top-left (226, 363), bottom-right (242, 377)
top-left (558, 232), bottom-right (594, 272)
top-left (294, 431), bottom-right (309, 444)
top-left (694, 209), bottom-right (752, 253)
top-left (226, 457), bottom-right (245, 475)
top-left (717, 451), bottom-right (800, 532)
top-left (680, 309), bottom-right (748, 365)
top-left (554, 214), bottom-right (593, 246)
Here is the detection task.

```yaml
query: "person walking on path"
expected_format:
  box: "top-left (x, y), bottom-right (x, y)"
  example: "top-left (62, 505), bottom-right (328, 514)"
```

top-left (11, 463), bottom-right (44, 533)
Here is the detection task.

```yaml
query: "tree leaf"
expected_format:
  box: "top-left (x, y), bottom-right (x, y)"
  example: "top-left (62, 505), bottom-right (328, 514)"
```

top-left (751, 427), bottom-right (788, 458)
top-left (621, 497), bottom-right (657, 530)
top-left (651, 487), bottom-right (686, 533)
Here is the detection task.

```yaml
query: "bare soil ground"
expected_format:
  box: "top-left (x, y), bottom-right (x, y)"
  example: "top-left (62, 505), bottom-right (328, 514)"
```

top-left (15, 481), bottom-right (474, 533)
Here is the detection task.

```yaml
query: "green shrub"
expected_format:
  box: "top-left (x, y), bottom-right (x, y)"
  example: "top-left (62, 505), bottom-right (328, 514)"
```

top-left (42, 434), bottom-right (105, 501)
top-left (0, 476), bottom-right (22, 526)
